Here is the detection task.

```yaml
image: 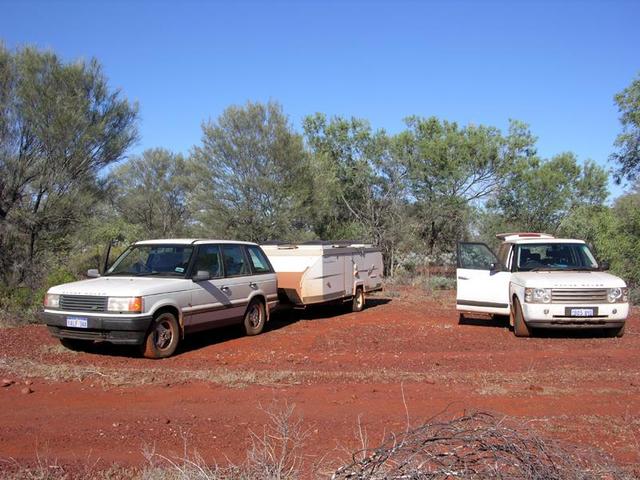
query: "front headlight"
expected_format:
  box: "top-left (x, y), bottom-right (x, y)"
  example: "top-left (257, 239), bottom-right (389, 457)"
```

top-left (524, 288), bottom-right (552, 304)
top-left (607, 287), bottom-right (628, 303)
top-left (107, 296), bottom-right (143, 313)
top-left (44, 293), bottom-right (60, 309)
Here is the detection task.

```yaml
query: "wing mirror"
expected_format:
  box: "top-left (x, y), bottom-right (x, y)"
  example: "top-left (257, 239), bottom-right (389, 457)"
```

top-left (489, 262), bottom-right (502, 273)
top-left (87, 269), bottom-right (101, 278)
top-left (193, 270), bottom-right (211, 282)
top-left (599, 261), bottom-right (610, 271)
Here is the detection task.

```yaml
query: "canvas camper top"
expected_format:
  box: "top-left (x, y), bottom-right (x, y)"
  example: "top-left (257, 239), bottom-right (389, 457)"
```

top-left (261, 241), bottom-right (379, 255)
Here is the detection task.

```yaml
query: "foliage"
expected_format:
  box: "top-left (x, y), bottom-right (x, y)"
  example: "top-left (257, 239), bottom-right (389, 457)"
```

top-left (109, 148), bottom-right (192, 238)
top-left (610, 73), bottom-right (640, 183)
top-left (0, 45), bottom-right (138, 290)
top-left (191, 101), bottom-right (315, 242)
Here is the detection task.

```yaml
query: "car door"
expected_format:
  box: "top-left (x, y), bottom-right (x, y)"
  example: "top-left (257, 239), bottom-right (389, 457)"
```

top-left (185, 244), bottom-right (234, 332)
top-left (219, 244), bottom-right (254, 323)
top-left (456, 242), bottom-right (511, 315)
top-left (244, 245), bottom-right (278, 303)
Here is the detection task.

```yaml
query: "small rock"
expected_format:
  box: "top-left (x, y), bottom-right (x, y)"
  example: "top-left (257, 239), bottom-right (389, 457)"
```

top-left (24, 379), bottom-right (33, 386)
top-left (1, 379), bottom-right (14, 387)
top-left (21, 387), bottom-right (33, 395)
top-left (112, 422), bottom-right (120, 427)
top-left (164, 418), bottom-right (171, 424)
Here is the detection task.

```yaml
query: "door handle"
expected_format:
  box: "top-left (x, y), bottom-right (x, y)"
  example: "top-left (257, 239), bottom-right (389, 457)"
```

top-left (457, 276), bottom-right (469, 280)
top-left (221, 285), bottom-right (230, 292)
top-left (249, 282), bottom-right (258, 289)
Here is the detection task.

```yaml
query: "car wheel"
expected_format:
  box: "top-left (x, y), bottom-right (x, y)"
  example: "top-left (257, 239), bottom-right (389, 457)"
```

top-left (512, 298), bottom-right (531, 337)
top-left (351, 287), bottom-right (365, 312)
top-left (244, 299), bottom-right (266, 336)
top-left (59, 338), bottom-right (89, 351)
top-left (142, 312), bottom-right (179, 359)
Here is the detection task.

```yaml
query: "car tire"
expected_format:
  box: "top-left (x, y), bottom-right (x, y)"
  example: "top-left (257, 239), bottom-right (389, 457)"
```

top-left (142, 312), bottom-right (179, 359)
top-left (512, 298), bottom-right (531, 338)
top-left (59, 338), bottom-right (89, 351)
top-left (244, 299), bottom-right (266, 336)
top-left (351, 287), bottom-right (365, 312)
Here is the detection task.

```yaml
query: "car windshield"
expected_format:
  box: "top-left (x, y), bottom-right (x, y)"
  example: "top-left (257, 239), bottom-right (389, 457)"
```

top-left (515, 242), bottom-right (598, 272)
top-left (105, 244), bottom-right (194, 277)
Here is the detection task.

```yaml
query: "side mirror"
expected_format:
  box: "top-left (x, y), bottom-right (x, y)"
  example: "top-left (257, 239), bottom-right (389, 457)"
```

top-left (490, 262), bottom-right (502, 272)
top-left (87, 269), bottom-right (101, 278)
top-left (599, 261), bottom-right (610, 271)
top-left (193, 270), bottom-right (211, 282)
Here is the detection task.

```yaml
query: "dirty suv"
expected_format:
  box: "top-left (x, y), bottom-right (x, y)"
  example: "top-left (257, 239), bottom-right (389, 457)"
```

top-left (42, 239), bottom-right (278, 358)
top-left (456, 233), bottom-right (629, 337)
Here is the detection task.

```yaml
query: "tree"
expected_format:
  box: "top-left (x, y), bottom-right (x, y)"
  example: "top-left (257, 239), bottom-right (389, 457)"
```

top-left (109, 148), bottom-right (192, 238)
top-left (303, 114), bottom-right (414, 275)
top-left (487, 154), bottom-right (608, 234)
top-left (402, 118), bottom-right (532, 254)
top-left (0, 45), bottom-right (138, 287)
top-left (190, 101), bottom-right (314, 242)
top-left (610, 74), bottom-right (640, 183)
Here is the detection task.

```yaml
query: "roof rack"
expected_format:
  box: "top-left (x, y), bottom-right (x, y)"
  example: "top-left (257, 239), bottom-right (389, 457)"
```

top-left (496, 232), bottom-right (555, 241)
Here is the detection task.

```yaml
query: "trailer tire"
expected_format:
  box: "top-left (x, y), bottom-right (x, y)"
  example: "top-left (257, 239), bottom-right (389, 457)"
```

top-left (142, 312), bottom-right (179, 359)
top-left (244, 299), bottom-right (265, 336)
top-left (512, 298), bottom-right (530, 337)
top-left (351, 287), bottom-right (365, 312)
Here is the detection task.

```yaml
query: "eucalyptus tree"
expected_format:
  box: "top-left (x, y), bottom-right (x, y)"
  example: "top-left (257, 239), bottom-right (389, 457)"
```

top-left (610, 74), bottom-right (640, 183)
top-left (0, 45), bottom-right (138, 287)
top-left (190, 101), bottom-right (315, 242)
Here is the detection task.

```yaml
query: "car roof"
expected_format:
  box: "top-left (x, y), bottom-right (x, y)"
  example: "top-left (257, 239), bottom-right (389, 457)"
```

top-left (506, 238), bottom-right (586, 245)
top-left (134, 239), bottom-right (258, 246)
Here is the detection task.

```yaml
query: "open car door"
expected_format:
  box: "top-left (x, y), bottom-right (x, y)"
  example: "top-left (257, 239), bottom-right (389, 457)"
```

top-left (456, 242), bottom-right (510, 316)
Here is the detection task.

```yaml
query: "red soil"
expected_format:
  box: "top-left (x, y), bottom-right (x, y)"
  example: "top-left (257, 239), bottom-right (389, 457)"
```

top-left (1, 290), bottom-right (639, 476)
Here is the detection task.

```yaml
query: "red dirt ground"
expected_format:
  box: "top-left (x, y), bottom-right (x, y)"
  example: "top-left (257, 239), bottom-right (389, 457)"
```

top-left (1, 289), bottom-right (639, 477)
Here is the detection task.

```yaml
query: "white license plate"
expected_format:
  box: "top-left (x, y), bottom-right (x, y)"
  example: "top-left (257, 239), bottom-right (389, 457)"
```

top-left (570, 308), bottom-right (594, 317)
top-left (66, 317), bottom-right (88, 328)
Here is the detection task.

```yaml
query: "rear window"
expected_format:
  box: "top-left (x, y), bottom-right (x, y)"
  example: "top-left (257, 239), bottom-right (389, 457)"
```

top-left (246, 246), bottom-right (272, 274)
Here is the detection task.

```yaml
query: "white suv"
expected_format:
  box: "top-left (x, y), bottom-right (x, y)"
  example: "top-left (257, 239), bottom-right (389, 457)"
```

top-left (456, 233), bottom-right (629, 337)
top-left (42, 240), bottom-right (278, 358)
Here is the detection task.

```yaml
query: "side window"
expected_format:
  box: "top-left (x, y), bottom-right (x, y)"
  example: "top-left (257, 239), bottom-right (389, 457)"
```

top-left (246, 246), bottom-right (272, 274)
top-left (222, 244), bottom-right (250, 277)
top-left (192, 245), bottom-right (223, 278)
top-left (458, 243), bottom-right (498, 270)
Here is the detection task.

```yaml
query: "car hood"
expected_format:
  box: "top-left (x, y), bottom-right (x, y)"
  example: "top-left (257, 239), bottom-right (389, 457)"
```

top-left (511, 271), bottom-right (627, 289)
top-left (48, 276), bottom-right (194, 297)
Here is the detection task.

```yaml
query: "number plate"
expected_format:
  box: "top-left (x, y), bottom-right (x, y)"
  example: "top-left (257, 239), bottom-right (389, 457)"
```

top-left (568, 308), bottom-right (595, 317)
top-left (66, 317), bottom-right (88, 328)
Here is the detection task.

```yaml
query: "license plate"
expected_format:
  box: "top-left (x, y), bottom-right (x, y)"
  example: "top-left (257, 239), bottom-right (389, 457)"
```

top-left (66, 317), bottom-right (88, 328)
top-left (569, 308), bottom-right (594, 317)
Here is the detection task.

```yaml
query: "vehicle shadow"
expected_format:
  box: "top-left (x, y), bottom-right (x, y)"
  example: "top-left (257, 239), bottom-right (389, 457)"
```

top-left (458, 314), bottom-right (510, 329)
top-left (458, 313), bottom-right (620, 339)
top-left (70, 297), bottom-right (393, 358)
top-left (295, 297), bottom-right (392, 321)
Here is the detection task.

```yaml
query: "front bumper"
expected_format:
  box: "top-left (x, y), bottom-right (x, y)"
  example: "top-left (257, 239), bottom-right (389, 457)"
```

top-left (40, 311), bottom-right (153, 345)
top-left (522, 302), bottom-right (628, 329)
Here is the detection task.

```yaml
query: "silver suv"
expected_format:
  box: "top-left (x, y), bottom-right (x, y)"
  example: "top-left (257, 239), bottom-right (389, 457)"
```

top-left (42, 240), bottom-right (278, 358)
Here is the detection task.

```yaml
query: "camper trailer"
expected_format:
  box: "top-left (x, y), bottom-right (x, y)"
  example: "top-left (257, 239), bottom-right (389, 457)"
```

top-left (261, 241), bottom-right (383, 311)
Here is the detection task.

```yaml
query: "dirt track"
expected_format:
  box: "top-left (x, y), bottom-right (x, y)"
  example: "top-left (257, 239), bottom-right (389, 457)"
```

top-left (1, 289), bottom-right (639, 476)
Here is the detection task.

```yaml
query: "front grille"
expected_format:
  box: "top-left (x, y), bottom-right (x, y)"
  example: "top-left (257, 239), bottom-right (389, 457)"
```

top-left (551, 289), bottom-right (607, 304)
top-left (60, 295), bottom-right (107, 312)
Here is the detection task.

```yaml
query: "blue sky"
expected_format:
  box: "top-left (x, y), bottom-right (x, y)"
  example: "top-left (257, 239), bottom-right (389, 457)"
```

top-left (1, 0), bottom-right (639, 198)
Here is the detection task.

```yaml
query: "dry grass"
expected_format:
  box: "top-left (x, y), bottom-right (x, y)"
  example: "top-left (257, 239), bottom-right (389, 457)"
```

top-left (332, 410), bottom-right (634, 479)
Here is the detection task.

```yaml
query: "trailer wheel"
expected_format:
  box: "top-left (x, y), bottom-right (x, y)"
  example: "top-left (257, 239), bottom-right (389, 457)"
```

top-left (244, 299), bottom-right (266, 336)
top-left (512, 298), bottom-right (530, 337)
top-left (351, 287), bottom-right (365, 312)
top-left (142, 312), bottom-right (179, 359)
